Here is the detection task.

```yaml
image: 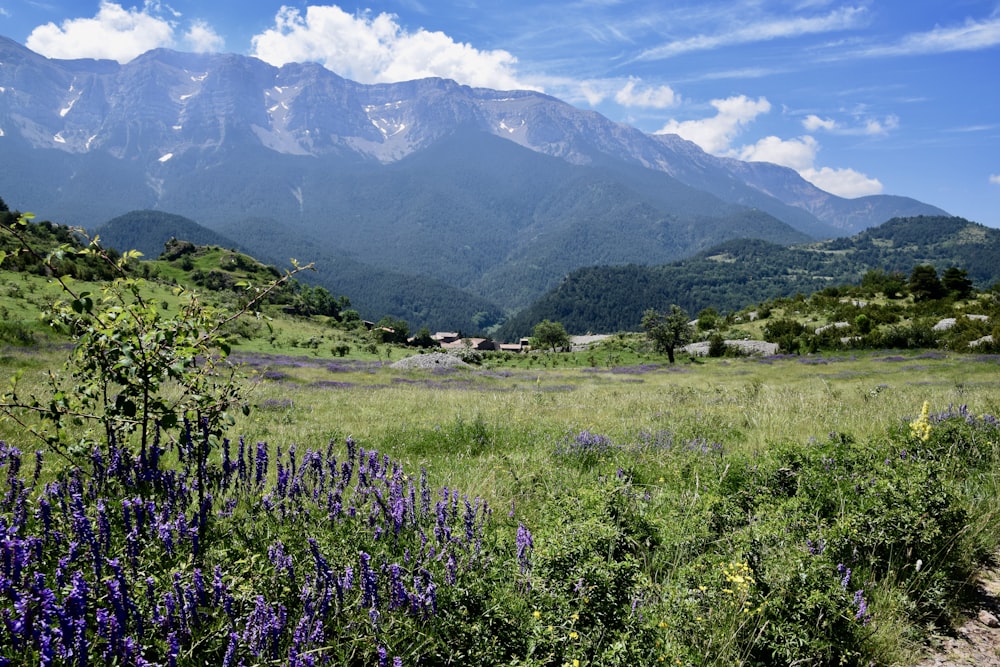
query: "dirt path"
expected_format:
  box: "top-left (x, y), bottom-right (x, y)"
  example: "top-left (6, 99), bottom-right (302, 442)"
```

top-left (910, 562), bottom-right (1000, 666)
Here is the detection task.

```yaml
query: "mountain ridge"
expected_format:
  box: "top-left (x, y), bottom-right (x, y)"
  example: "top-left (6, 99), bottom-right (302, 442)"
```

top-left (0, 35), bottom-right (946, 234)
top-left (0, 36), bottom-right (954, 332)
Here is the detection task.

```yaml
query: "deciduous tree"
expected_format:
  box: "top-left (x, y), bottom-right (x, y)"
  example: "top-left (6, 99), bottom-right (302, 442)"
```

top-left (641, 305), bottom-right (692, 363)
top-left (531, 319), bottom-right (570, 352)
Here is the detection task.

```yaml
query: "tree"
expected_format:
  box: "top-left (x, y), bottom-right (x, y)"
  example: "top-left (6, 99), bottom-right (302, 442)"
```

top-left (641, 305), bottom-right (692, 363)
top-left (410, 327), bottom-right (437, 348)
top-left (696, 307), bottom-right (719, 331)
top-left (376, 316), bottom-right (410, 344)
top-left (860, 269), bottom-right (907, 298)
top-left (531, 319), bottom-right (570, 352)
top-left (0, 212), bottom-right (309, 470)
top-left (908, 265), bottom-right (945, 302)
top-left (941, 266), bottom-right (974, 299)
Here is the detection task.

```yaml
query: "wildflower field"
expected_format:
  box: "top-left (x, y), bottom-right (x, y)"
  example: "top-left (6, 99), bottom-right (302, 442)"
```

top-left (3, 347), bottom-right (1000, 666)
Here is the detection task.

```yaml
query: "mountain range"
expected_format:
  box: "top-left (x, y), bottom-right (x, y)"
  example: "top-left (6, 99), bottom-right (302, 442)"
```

top-left (0, 35), bottom-right (951, 332)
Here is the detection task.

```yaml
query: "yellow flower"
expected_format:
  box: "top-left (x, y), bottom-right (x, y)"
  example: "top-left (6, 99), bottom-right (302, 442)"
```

top-left (569, 631), bottom-right (579, 639)
top-left (910, 401), bottom-right (933, 442)
top-left (533, 610), bottom-right (541, 620)
top-left (570, 613), bottom-right (579, 621)
top-left (573, 661), bottom-right (581, 667)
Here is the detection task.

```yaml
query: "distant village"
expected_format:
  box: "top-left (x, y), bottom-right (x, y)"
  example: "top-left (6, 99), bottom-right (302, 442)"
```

top-left (420, 331), bottom-right (611, 353)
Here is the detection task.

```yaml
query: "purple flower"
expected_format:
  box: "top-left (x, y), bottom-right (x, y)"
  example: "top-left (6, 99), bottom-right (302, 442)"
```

top-left (167, 631), bottom-right (179, 667)
top-left (837, 564), bottom-right (851, 588)
top-left (255, 442), bottom-right (269, 486)
top-left (359, 552), bottom-right (379, 610)
top-left (516, 523), bottom-right (533, 574)
top-left (853, 589), bottom-right (871, 624)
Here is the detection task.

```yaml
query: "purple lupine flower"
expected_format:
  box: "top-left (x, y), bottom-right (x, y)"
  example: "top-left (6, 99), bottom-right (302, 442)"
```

top-left (276, 461), bottom-right (289, 498)
top-left (387, 563), bottom-right (409, 611)
top-left (255, 442), bottom-right (269, 486)
top-left (359, 552), bottom-right (379, 610)
top-left (419, 469), bottom-right (431, 516)
top-left (37, 497), bottom-right (53, 540)
top-left (394, 658), bottom-right (403, 667)
top-left (516, 523), bottom-right (534, 574)
top-left (96, 500), bottom-right (111, 553)
top-left (31, 450), bottom-right (43, 488)
top-left (237, 437), bottom-right (247, 484)
top-left (269, 541), bottom-right (296, 583)
top-left (853, 589), bottom-right (871, 624)
top-left (212, 566), bottom-right (226, 606)
top-left (806, 539), bottom-right (825, 555)
top-left (74, 617), bottom-right (88, 667)
top-left (463, 497), bottom-right (476, 543)
top-left (378, 645), bottom-right (389, 667)
top-left (390, 484), bottom-right (406, 535)
top-left (837, 564), bottom-right (851, 588)
top-left (167, 631), bottom-right (179, 667)
top-left (221, 632), bottom-right (239, 667)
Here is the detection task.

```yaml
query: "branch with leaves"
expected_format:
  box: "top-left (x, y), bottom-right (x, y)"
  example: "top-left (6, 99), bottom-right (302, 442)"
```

top-left (0, 213), bottom-right (313, 471)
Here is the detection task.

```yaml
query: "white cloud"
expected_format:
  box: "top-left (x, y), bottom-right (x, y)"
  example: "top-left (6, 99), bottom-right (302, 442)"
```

top-left (800, 166), bottom-right (883, 197)
top-left (26, 1), bottom-right (176, 62)
top-left (250, 5), bottom-right (532, 90)
top-left (576, 80), bottom-right (613, 107)
top-left (739, 133), bottom-right (882, 197)
top-left (655, 95), bottom-right (770, 154)
top-left (24, 1), bottom-right (223, 62)
top-left (183, 20), bottom-right (225, 54)
top-left (860, 16), bottom-right (1000, 57)
top-left (862, 115), bottom-right (899, 135)
top-left (636, 6), bottom-right (867, 60)
top-left (990, 174), bottom-right (1000, 185)
top-left (740, 134), bottom-right (818, 171)
top-left (802, 112), bottom-right (898, 136)
top-left (614, 78), bottom-right (679, 109)
top-left (803, 114), bottom-right (837, 131)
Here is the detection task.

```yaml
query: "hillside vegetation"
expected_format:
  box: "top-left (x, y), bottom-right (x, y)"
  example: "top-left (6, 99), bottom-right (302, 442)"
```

top-left (499, 216), bottom-right (1000, 338)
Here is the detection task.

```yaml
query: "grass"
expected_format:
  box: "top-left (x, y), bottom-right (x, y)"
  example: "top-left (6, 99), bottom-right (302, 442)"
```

top-left (3, 344), bottom-right (1000, 665)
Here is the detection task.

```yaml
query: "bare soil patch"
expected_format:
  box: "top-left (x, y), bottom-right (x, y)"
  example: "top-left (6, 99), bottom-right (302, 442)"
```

top-left (911, 561), bottom-right (1000, 666)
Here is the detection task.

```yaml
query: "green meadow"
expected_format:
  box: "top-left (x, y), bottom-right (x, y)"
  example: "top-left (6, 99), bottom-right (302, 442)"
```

top-left (4, 342), bottom-right (998, 665)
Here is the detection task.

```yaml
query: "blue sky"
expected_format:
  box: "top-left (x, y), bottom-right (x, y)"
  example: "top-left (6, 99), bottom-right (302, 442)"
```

top-left (2, 1), bottom-right (999, 227)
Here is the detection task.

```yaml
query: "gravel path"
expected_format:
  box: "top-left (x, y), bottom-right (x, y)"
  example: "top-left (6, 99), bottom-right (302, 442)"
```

top-left (911, 562), bottom-right (1000, 666)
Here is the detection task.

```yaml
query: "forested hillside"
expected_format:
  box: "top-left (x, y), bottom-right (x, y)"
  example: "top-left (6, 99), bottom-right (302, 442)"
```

top-left (498, 216), bottom-right (1000, 338)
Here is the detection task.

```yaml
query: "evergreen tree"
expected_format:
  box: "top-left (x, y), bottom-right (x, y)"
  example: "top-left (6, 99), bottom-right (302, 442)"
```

top-left (908, 265), bottom-right (945, 302)
top-left (941, 266), bottom-right (974, 299)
